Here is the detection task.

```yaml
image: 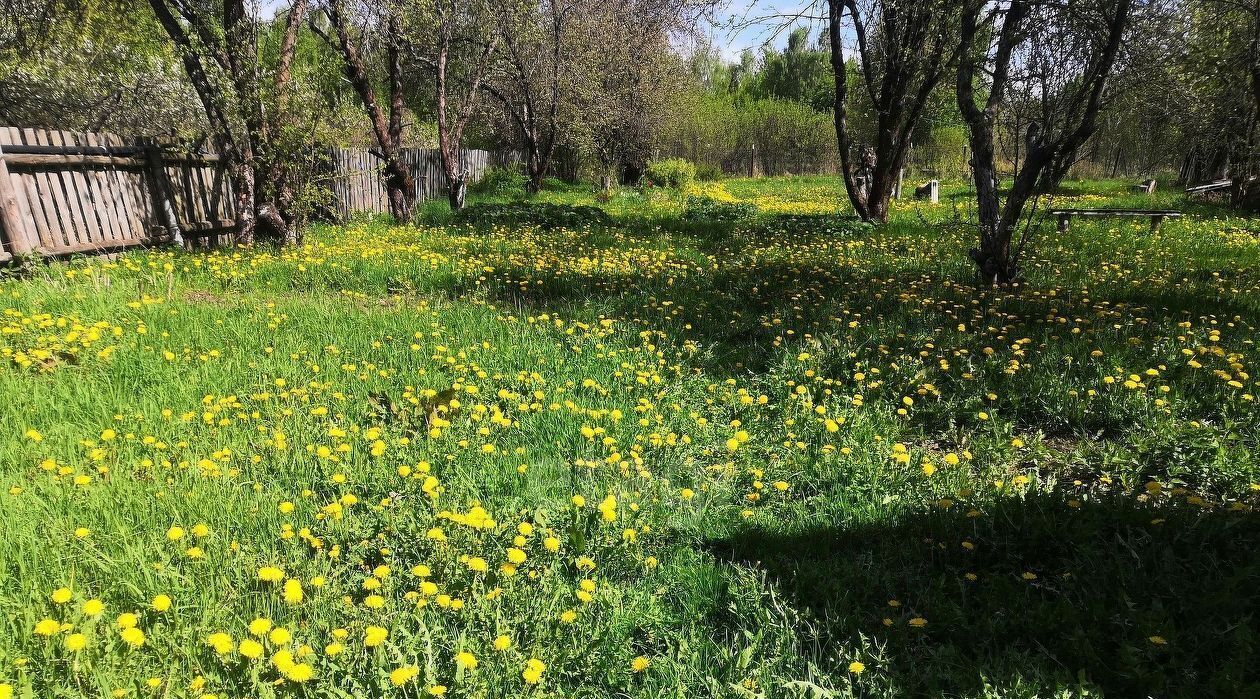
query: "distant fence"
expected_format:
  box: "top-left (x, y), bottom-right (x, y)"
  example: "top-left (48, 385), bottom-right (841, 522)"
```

top-left (327, 147), bottom-right (518, 218)
top-left (0, 127), bottom-right (234, 261)
top-left (0, 127), bottom-right (520, 262)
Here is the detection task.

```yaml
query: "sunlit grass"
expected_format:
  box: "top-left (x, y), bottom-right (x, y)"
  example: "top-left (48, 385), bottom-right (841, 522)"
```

top-left (1, 176), bottom-right (1258, 698)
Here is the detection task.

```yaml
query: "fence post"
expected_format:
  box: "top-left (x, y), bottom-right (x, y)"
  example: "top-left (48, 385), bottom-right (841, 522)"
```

top-left (0, 144), bottom-right (36, 256)
top-left (143, 143), bottom-right (184, 246)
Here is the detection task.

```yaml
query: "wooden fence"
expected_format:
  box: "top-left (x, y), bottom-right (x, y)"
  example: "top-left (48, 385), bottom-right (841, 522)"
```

top-left (0, 128), bottom-right (234, 261)
top-left (327, 147), bottom-right (515, 218)
top-left (0, 127), bottom-right (519, 262)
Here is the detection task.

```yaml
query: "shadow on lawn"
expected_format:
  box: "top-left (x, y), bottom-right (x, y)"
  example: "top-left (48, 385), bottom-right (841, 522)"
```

top-left (702, 492), bottom-right (1260, 697)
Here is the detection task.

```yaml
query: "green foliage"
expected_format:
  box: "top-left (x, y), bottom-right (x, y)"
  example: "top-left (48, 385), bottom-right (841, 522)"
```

top-left (745, 28), bottom-right (834, 112)
top-left (451, 201), bottom-right (612, 228)
top-left (694, 163), bottom-right (725, 182)
top-left (643, 158), bottom-right (696, 190)
top-left (469, 167), bottom-right (528, 196)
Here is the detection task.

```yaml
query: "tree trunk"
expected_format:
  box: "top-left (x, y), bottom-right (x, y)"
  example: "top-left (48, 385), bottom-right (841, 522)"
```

top-left (525, 150), bottom-right (546, 194)
top-left (384, 159), bottom-right (413, 221)
top-left (448, 176), bottom-right (467, 210)
top-left (230, 162), bottom-right (258, 245)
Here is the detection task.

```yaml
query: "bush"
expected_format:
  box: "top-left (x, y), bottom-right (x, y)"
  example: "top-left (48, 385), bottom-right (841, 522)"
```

top-left (643, 158), bottom-right (696, 190)
top-left (469, 166), bottom-right (527, 195)
top-left (451, 202), bottom-right (612, 229)
top-left (695, 163), bottom-right (725, 181)
top-left (681, 196), bottom-right (757, 223)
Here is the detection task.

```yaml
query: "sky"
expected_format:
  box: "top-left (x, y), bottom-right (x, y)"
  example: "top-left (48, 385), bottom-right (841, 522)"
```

top-left (706, 0), bottom-right (824, 61)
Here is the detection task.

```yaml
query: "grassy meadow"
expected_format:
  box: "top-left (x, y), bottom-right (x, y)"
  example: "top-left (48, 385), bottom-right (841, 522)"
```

top-left (1, 175), bottom-right (1259, 698)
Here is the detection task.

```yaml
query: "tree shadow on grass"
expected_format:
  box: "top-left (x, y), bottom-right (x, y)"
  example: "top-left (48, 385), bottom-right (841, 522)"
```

top-left (701, 492), bottom-right (1260, 697)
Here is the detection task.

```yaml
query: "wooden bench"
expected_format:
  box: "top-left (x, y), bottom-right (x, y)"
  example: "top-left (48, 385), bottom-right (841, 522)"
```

top-left (1050, 208), bottom-right (1183, 234)
top-left (1185, 179), bottom-right (1231, 196)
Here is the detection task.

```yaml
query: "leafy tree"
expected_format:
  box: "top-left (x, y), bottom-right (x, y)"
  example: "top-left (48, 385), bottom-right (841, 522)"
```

top-left (826, 0), bottom-right (961, 223)
top-left (144, 0), bottom-right (316, 244)
top-left (752, 27), bottom-right (833, 111)
top-left (0, 0), bottom-right (201, 134)
top-left (956, 0), bottom-right (1135, 283)
top-left (312, 0), bottom-right (416, 220)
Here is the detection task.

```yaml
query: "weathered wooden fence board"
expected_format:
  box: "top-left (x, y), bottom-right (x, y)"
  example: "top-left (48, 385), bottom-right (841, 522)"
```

top-left (326, 146), bottom-right (518, 219)
top-left (0, 127), bottom-right (235, 257)
top-left (0, 127), bottom-right (519, 260)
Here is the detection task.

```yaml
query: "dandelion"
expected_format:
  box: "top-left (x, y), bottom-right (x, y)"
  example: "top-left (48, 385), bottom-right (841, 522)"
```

top-left (283, 578), bottom-right (304, 604)
top-left (848, 660), bottom-right (865, 674)
top-left (207, 632), bottom-right (234, 655)
top-left (455, 650), bottom-right (478, 670)
top-left (238, 639), bottom-right (264, 659)
top-left (364, 625), bottom-right (388, 647)
top-left (631, 656), bottom-right (651, 672)
top-left (65, 633), bottom-right (88, 652)
top-left (522, 658), bottom-right (546, 684)
top-left (285, 663), bottom-right (314, 682)
top-left (83, 599), bottom-right (104, 616)
top-left (151, 594), bottom-right (172, 612)
top-left (390, 665), bottom-right (420, 686)
top-left (50, 587), bottom-right (72, 604)
top-left (248, 618), bottom-right (272, 636)
top-left (120, 627), bottom-right (146, 648)
top-left (493, 634), bottom-right (512, 651)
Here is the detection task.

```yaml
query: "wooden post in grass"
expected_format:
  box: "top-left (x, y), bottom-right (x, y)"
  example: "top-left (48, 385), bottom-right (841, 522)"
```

top-left (0, 144), bottom-right (36, 256)
top-left (143, 142), bottom-right (185, 246)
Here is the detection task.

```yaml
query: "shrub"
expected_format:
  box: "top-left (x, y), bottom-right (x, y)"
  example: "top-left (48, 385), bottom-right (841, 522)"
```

top-left (469, 166), bottom-right (527, 195)
top-left (451, 202), bottom-right (612, 229)
top-left (695, 163), bottom-right (725, 181)
top-left (643, 158), bottom-right (696, 190)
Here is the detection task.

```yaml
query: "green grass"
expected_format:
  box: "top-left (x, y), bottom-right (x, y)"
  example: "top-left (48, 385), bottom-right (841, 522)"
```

top-left (1, 176), bottom-right (1258, 698)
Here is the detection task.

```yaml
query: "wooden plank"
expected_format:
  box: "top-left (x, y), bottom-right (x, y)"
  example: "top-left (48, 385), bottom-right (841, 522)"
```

top-left (57, 131), bottom-right (104, 247)
top-left (192, 161), bottom-right (215, 226)
top-left (29, 128), bottom-right (79, 248)
top-left (37, 236), bottom-right (147, 256)
top-left (113, 134), bottom-right (152, 240)
top-left (18, 128), bottom-right (58, 248)
top-left (81, 133), bottom-right (121, 243)
top-left (0, 128), bottom-right (40, 251)
top-left (0, 144), bottom-right (36, 255)
top-left (101, 133), bottom-right (135, 242)
top-left (1049, 208), bottom-right (1181, 216)
top-left (0, 153), bottom-right (148, 168)
top-left (6, 128), bottom-right (54, 250)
